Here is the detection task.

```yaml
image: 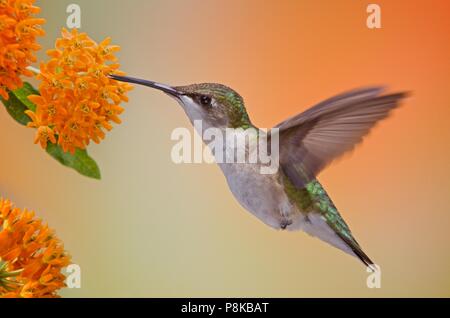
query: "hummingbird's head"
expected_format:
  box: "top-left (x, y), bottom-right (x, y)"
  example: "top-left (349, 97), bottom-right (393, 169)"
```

top-left (110, 75), bottom-right (252, 130)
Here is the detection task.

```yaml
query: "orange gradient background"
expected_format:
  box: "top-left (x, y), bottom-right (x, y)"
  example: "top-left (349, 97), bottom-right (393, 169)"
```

top-left (1, 0), bottom-right (449, 297)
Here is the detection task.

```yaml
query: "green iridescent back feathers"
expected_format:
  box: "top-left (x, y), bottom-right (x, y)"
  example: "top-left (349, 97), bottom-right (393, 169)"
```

top-left (283, 175), bottom-right (357, 244)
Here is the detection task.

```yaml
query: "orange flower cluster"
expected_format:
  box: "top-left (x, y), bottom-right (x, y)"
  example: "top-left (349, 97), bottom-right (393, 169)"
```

top-left (0, 198), bottom-right (70, 298)
top-left (0, 0), bottom-right (45, 100)
top-left (26, 28), bottom-right (133, 154)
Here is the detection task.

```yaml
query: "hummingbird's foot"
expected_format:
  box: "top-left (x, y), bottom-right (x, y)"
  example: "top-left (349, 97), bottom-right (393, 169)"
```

top-left (280, 219), bottom-right (293, 230)
top-left (304, 215), bottom-right (312, 224)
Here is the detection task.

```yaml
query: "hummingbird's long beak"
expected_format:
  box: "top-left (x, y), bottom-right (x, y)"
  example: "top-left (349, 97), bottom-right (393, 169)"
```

top-left (109, 74), bottom-right (183, 97)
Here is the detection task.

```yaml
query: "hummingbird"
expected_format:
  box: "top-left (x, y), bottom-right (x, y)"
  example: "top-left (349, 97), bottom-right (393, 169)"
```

top-left (110, 74), bottom-right (407, 268)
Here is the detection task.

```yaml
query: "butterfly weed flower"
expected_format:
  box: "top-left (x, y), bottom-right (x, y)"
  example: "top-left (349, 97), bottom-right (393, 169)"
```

top-left (0, 0), bottom-right (45, 100)
top-left (25, 28), bottom-right (133, 154)
top-left (0, 198), bottom-right (71, 298)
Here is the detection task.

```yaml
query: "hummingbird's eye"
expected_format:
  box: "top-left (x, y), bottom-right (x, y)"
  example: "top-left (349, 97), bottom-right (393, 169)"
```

top-left (199, 95), bottom-right (212, 107)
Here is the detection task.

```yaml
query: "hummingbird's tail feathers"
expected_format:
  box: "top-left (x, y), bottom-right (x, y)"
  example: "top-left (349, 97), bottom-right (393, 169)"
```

top-left (334, 229), bottom-right (375, 269)
top-left (295, 180), bottom-right (376, 269)
top-left (300, 212), bottom-right (374, 269)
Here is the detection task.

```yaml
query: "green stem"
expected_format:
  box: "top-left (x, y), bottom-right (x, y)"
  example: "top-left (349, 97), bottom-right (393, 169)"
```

top-left (26, 65), bottom-right (41, 75)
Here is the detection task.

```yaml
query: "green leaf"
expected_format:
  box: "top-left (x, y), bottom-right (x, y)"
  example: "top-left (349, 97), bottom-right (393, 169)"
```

top-left (46, 143), bottom-right (101, 180)
top-left (0, 82), bottom-right (38, 125)
top-left (13, 82), bottom-right (39, 112)
top-left (1, 93), bottom-right (31, 126)
top-left (1, 83), bottom-right (102, 180)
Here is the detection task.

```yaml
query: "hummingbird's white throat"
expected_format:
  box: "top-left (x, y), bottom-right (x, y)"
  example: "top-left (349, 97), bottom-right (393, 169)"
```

top-left (170, 117), bottom-right (280, 175)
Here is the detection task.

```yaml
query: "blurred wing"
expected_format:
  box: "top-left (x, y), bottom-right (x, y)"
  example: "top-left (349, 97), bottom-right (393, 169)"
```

top-left (276, 87), bottom-right (408, 188)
